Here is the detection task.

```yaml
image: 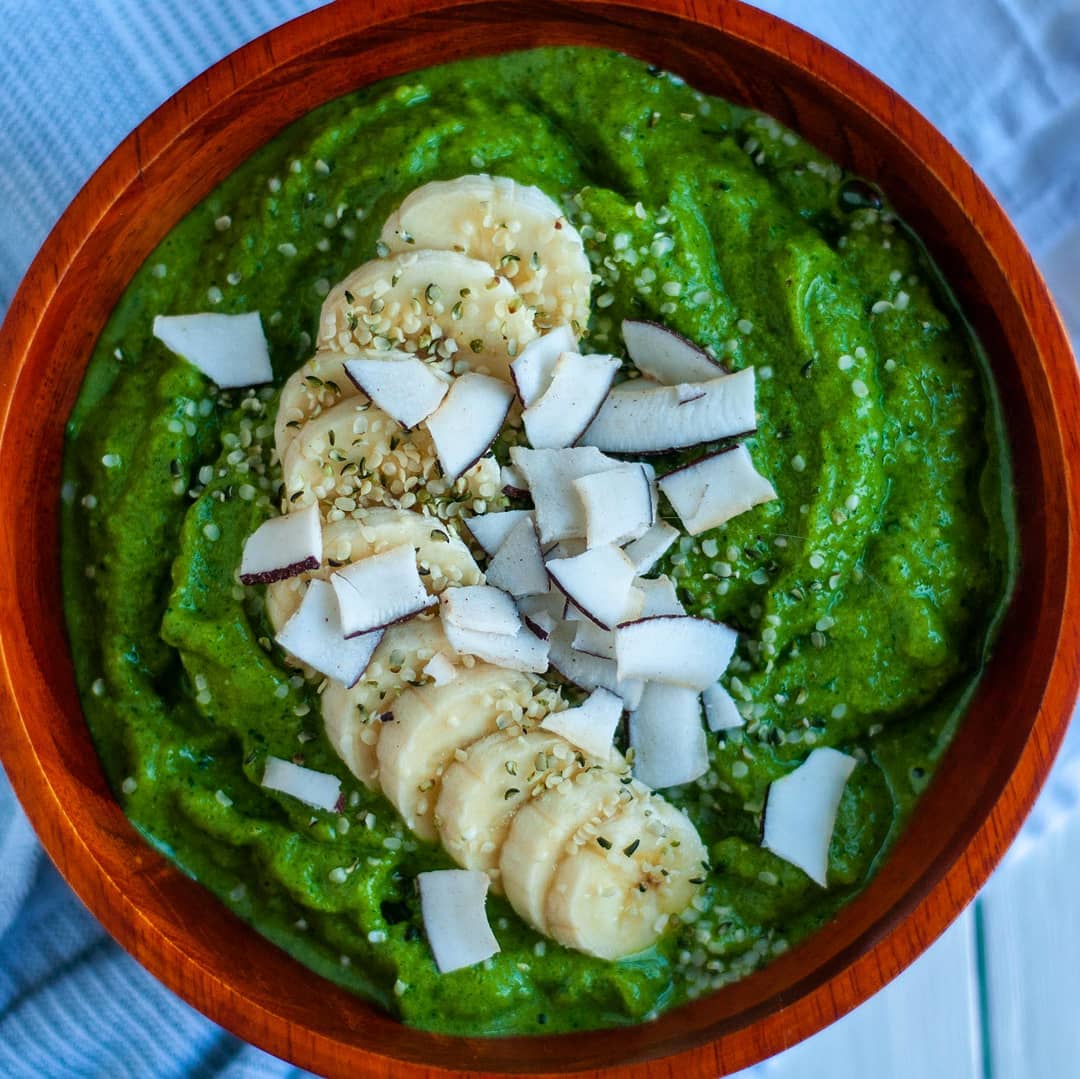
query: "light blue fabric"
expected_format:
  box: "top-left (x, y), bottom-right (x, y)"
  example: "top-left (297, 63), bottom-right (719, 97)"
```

top-left (0, 2), bottom-right (1077, 1077)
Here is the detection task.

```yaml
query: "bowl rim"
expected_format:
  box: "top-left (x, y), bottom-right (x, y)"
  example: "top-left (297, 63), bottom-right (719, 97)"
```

top-left (1, 0), bottom-right (1078, 1075)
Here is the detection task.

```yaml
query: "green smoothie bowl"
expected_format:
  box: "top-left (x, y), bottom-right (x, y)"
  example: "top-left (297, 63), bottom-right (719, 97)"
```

top-left (0, 1), bottom-right (1077, 1076)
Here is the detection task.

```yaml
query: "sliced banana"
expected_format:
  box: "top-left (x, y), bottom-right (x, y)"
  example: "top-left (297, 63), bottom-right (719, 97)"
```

top-left (544, 794), bottom-right (708, 960)
top-left (380, 175), bottom-right (592, 335)
top-left (376, 665), bottom-right (541, 841)
top-left (435, 729), bottom-right (585, 882)
top-left (274, 350), bottom-right (360, 460)
top-left (280, 395), bottom-right (424, 516)
top-left (321, 613), bottom-right (453, 788)
top-left (258, 174), bottom-right (712, 963)
top-left (318, 250), bottom-right (538, 382)
top-left (499, 767), bottom-right (636, 935)
top-left (278, 393), bottom-right (500, 521)
top-left (265, 509), bottom-right (481, 632)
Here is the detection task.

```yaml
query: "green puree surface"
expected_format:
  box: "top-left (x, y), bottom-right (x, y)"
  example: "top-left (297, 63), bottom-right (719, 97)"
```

top-left (61, 48), bottom-right (1016, 1036)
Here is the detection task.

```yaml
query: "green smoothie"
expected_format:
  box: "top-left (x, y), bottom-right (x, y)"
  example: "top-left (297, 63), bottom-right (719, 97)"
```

top-left (60, 47), bottom-right (1015, 1036)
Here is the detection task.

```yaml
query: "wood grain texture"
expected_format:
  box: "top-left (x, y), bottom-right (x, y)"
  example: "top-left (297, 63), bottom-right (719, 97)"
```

top-left (0, 0), bottom-right (1077, 1076)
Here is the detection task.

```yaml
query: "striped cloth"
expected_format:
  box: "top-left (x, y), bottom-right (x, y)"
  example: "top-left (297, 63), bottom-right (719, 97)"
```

top-left (0, 2), bottom-right (1076, 1076)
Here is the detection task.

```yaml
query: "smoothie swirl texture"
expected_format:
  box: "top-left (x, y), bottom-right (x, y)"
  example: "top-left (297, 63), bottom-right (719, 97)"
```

top-left (60, 47), bottom-right (1015, 1036)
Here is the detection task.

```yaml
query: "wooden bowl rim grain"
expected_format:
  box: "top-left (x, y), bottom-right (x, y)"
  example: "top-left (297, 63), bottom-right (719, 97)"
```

top-left (0, 1), bottom-right (1077, 1075)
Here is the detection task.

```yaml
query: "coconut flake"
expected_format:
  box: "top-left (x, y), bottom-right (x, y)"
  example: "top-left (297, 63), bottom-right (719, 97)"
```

top-left (425, 372), bottom-right (514, 481)
top-left (275, 579), bottom-right (384, 688)
top-left (573, 464), bottom-right (654, 549)
top-left (501, 463), bottom-right (529, 498)
top-left (566, 586), bottom-right (646, 629)
top-left (484, 516), bottom-right (548, 597)
top-left (464, 509), bottom-right (534, 557)
top-left (628, 682), bottom-right (708, 789)
top-left (703, 682), bottom-right (744, 731)
top-left (762, 748), bottom-right (857, 887)
top-left (262, 755), bottom-right (342, 811)
top-left (440, 585), bottom-right (522, 636)
top-left (152, 311), bottom-right (273, 388)
top-left (510, 324), bottom-right (576, 406)
top-left (579, 367), bottom-right (756, 454)
top-left (546, 545), bottom-right (639, 630)
top-left (571, 616), bottom-right (617, 660)
top-left (676, 383), bottom-right (708, 404)
top-left (635, 574), bottom-right (685, 617)
top-left (541, 687), bottom-right (624, 760)
top-left (441, 617), bottom-right (549, 673)
top-left (516, 591), bottom-right (564, 640)
top-left (509, 446), bottom-right (624, 544)
top-left (658, 445), bottom-right (777, 535)
top-left (522, 351), bottom-right (619, 449)
top-left (615, 615), bottom-right (738, 690)
top-left (330, 544), bottom-right (435, 636)
top-left (239, 503), bottom-right (322, 584)
top-left (424, 652), bottom-right (458, 687)
top-left (544, 538), bottom-right (587, 561)
top-left (622, 319), bottom-right (727, 384)
top-left (642, 461), bottom-right (660, 520)
top-left (622, 522), bottom-right (679, 575)
top-left (547, 625), bottom-right (644, 709)
top-left (418, 869), bottom-right (500, 973)
top-left (343, 354), bottom-right (448, 429)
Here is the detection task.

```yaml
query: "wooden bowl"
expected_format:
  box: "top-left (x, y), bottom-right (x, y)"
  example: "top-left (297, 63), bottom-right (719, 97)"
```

top-left (1, 1), bottom-right (1077, 1075)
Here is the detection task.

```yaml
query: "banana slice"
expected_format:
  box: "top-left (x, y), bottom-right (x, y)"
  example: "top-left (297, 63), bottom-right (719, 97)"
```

top-left (274, 350), bottom-right (359, 460)
top-left (380, 175), bottom-right (592, 335)
top-left (266, 509), bottom-right (478, 787)
top-left (256, 175), bottom-right (711, 964)
top-left (544, 793), bottom-right (708, 960)
top-left (499, 767), bottom-right (636, 934)
top-left (435, 728), bottom-right (584, 882)
top-left (278, 393), bottom-right (501, 521)
top-left (376, 665), bottom-right (541, 841)
top-left (279, 395), bottom-right (428, 516)
top-left (318, 250), bottom-right (538, 382)
top-left (321, 613), bottom-right (453, 787)
top-left (265, 509), bottom-right (481, 632)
